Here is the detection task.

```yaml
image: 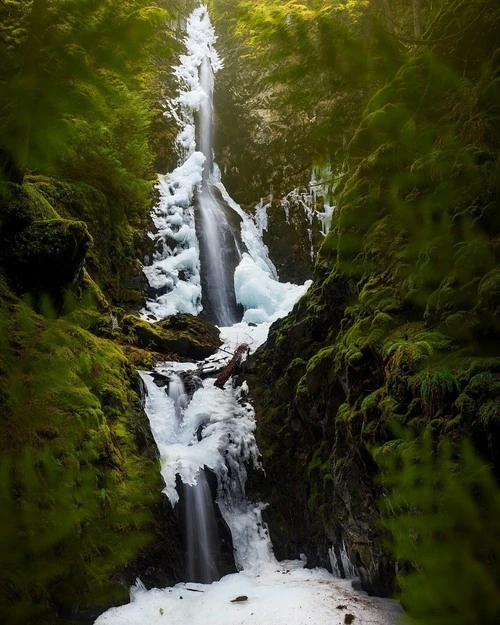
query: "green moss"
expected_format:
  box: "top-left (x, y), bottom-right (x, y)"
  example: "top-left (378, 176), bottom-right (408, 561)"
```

top-left (383, 327), bottom-right (451, 375)
top-left (307, 444), bottom-right (333, 511)
top-left (477, 269), bottom-right (500, 313)
top-left (122, 313), bottom-right (221, 359)
top-left (479, 401), bottom-right (500, 427)
top-left (0, 279), bottom-right (162, 622)
top-left (361, 387), bottom-right (386, 416)
top-left (28, 176), bottom-right (148, 306)
top-left (0, 182), bottom-right (58, 236)
top-left (1, 218), bottom-right (91, 298)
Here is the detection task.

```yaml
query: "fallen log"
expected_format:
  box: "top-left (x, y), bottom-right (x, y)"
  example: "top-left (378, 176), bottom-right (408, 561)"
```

top-left (214, 343), bottom-right (249, 389)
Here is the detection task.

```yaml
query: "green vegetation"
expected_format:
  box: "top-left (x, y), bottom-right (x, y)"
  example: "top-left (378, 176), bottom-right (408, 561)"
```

top-left (244, 0), bottom-right (500, 612)
top-left (0, 0), bottom-right (182, 306)
top-left (0, 2), bottom-right (189, 623)
top-left (377, 429), bottom-right (500, 625)
top-left (0, 277), bottom-right (162, 623)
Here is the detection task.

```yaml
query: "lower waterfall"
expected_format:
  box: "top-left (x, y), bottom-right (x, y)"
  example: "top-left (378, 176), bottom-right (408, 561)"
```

top-left (184, 470), bottom-right (221, 584)
top-left (94, 325), bottom-right (402, 625)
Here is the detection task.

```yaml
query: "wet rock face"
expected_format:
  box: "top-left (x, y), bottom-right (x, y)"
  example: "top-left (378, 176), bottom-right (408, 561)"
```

top-left (247, 275), bottom-right (396, 597)
top-left (261, 196), bottom-right (323, 284)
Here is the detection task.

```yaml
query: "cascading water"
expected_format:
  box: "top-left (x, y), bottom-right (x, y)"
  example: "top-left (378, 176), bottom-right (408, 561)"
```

top-left (197, 54), bottom-right (242, 326)
top-left (184, 470), bottom-right (221, 583)
top-left (167, 371), bottom-right (222, 583)
top-left (168, 373), bottom-right (188, 422)
top-left (95, 329), bottom-right (402, 625)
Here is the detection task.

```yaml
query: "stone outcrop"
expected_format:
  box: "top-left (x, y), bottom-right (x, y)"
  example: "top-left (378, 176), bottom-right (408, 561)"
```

top-left (0, 183), bottom-right (91, 299)
top-left (121, 313), bottom-right (222, 360)
top-left (260, 195), bottom-right (323, 284)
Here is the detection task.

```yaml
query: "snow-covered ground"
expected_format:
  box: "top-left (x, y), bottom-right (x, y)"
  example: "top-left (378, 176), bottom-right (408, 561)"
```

top-left (95, 561), bottom-right (402, 625)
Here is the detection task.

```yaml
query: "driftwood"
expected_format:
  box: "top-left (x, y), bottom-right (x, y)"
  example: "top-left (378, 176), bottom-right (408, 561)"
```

top-left (214, 343), bottom-right (249, 389)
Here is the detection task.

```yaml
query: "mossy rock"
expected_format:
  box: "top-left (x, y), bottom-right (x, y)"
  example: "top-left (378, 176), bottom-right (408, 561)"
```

top-left (0, 182), bottom-right (58, 236)
top-left (28, 176), bottom-right (150, 307)
top-left (122, 345), bottom-right (170, 369)
top-left (1, 218), bottom-right (91, 297)
top-left (122, 313), bottom-right (221, 360)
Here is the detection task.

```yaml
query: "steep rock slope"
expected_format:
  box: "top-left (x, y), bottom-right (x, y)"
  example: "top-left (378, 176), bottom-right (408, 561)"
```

top-left (248, 0), bottom-right (500, 597)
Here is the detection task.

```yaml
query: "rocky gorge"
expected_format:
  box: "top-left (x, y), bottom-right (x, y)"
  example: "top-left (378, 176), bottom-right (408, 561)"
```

top-left (0, 1), bottom-right (499, 624)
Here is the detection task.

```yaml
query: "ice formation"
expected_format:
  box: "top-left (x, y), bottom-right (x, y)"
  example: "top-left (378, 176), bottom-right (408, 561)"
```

top-left (142, 6), bottom-right (310, 325)
top-left (141, 7), bottom-right (221, 320)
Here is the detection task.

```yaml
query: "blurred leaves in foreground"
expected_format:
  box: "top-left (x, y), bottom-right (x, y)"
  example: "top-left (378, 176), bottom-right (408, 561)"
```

top-left (0, 281), bottom-right (159, 623)
top-left (377, 428), bottom-right (500, 625)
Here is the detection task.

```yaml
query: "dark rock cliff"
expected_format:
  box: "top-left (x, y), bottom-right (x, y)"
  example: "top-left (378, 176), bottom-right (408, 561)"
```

top-left (246, 0), bottom-right (500, 598)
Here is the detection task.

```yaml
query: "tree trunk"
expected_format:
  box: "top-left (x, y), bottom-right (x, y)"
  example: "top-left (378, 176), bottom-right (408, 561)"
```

top-left (214, 344), bottom-right (249, 389)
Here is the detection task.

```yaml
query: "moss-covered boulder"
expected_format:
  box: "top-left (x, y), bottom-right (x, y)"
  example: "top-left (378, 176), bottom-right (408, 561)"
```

top-left (1, 218), bottom-right (91, 297)
top-left (0, 182), bottom-right (58, 235)
top-left (29, 176), bottom-right (151, 307)
top-left (0, 183), bottom-right (92, 299)
top-left (122, 313), bottom-right (222, 360)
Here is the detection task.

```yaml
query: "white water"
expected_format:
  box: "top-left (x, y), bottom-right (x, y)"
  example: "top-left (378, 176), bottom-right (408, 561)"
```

top-left (141, 5), bottom-right (309, 325)
top-left (184, 469), bottom-right (221, 583)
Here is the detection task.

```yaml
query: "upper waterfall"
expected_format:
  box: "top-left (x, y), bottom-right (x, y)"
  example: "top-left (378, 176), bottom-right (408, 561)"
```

top-left (140, 4), bottom-right (310, 327)
top-left (196, 49), bottom-right (243, 326)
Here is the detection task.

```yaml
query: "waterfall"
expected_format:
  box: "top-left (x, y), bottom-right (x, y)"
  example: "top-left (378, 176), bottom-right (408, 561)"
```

top-left (184, 470), bottom-right (221, 583)
top-left (197, 54), bottom-right (242, 326)
top-left (138, 354), bottom-right (274, 576)
top-left (141, 6), bottom-right (243, 326)
top-left (168, 373), bottom-right (188, 422)
top-left (93, 8), bottom-right (403, 625)
top-left (166, 372), bottom-right (222, 583)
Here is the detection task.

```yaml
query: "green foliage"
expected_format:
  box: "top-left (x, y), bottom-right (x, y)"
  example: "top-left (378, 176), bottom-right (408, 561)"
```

top-left (409, 367), bottom-right (460, 417)
top-left (0, 0), bottom-right (178, 220)
top-left (235, 0), bottom-right (500, 606)
top-left (383, 329), bottom-right (451, 376)
top-left (0, 283), bottom-right (160, 623)
top-left (377, 429), bottom-right (500, 625)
